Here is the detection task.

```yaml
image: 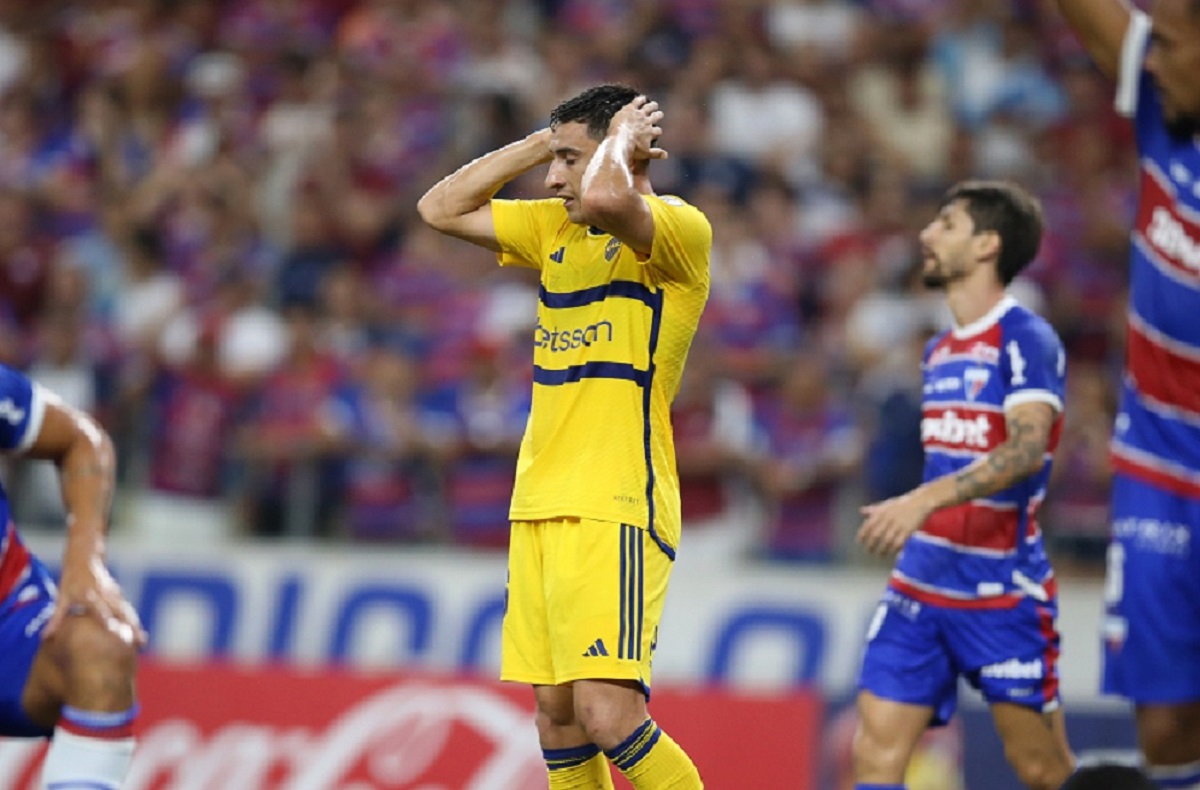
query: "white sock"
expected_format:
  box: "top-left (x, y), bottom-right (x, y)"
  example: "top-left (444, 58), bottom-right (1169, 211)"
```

top-left (41, 721), bottom-right (135, 790)
top-left (1147, 760), bottom-right (1200, 790)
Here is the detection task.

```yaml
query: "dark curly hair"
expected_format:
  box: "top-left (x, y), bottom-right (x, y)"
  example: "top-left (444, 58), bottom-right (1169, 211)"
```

top-left (942, 180), bottom-right (1044, 286)
top-left (549, 84), bottom-right (641, 142)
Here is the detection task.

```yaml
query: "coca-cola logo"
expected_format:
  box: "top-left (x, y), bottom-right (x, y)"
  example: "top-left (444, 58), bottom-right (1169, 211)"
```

top-left (4, 682), bottom-right (546, 790)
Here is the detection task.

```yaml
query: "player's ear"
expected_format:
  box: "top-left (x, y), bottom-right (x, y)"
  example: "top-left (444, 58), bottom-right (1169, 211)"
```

top-left (975, 229), bottom-right (1001, 263)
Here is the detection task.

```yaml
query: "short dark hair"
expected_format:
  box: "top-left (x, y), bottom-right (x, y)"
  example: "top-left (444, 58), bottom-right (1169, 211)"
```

top-left (942, 180), bottom-right (1043, 286)
top-left (1059, 764), bottom-right (1157, 790)
top-left (549, 84), bottom-right (640, 142)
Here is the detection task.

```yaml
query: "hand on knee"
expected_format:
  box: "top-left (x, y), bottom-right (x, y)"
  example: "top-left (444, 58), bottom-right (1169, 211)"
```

top-left (50, 617), bottom-right (138, 710)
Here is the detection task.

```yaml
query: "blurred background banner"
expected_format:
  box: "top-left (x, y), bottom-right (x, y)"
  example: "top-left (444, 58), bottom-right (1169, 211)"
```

top-left (22, 535), bottom-right (1111, 697)
top-left (1, 661), bottom-right (821, 789)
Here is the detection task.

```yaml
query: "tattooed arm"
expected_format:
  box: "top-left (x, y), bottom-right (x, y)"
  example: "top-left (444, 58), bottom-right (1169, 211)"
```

top-left (857, 401), bottom-right (1057, 556)
top-left (24, 392), bottom-right (145, 644)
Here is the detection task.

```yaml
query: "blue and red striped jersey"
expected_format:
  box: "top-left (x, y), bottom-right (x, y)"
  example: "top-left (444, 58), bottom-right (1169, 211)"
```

top-left (891, 296), bottom-right (1066, 608)
top-left (0, 364), bottom-right (47, 602)
top-left (1110, 13), bottom-right (1200, 498)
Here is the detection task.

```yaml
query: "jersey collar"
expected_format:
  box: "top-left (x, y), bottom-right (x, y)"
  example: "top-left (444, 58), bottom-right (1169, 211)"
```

top-left (952, 294), bottom-right (1017, 339)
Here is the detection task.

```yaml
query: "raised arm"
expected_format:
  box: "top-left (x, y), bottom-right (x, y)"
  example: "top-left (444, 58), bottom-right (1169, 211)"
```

top-left (578, 96), bottom-right (667, 257)
top-left (26, 393), bottom-right (144, 644)
top-left (417, 129), bottom-right (553, 251)
top-left (1052, 0), bottom-right (1134, 80)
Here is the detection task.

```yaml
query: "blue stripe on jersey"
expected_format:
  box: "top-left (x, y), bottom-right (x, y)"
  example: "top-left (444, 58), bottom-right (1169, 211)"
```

top-left (902, 540), bottom-right (1024, 583)
top-left (1116, 378), bottom-right (1200, 471)
top-left (539, 280), bottom-right (658, 309)
top-left (533, 362), bottom-right (649, 387)
top-left (641, 288), bottom-right (675, 559)
top-left (1130, 237), bottom-right (1200, 344)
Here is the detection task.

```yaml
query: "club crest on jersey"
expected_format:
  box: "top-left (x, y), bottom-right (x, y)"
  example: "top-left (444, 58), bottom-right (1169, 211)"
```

top-left (964, 368), bottom-right (990, 401)
top-left (604, 237), bottom-right (622, 262)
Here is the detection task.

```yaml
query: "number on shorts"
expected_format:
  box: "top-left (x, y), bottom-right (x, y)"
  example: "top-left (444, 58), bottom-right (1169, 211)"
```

top-left (1104, 542), bottom-right (1125, 605)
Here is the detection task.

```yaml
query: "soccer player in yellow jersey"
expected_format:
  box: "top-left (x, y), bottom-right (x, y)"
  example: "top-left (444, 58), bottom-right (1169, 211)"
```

top-left (418, 84), bottom-right (709, 789)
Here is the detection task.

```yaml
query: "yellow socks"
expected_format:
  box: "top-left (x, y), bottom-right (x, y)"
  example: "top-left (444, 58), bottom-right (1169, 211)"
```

top-left (544, 743), bottom-right (616, 789)
top-left (605, 718), bottom-right (703, 789)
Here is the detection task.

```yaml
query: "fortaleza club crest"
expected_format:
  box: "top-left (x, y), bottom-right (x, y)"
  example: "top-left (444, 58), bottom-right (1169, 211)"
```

top-left (964, 367), bottom-right (990, 401)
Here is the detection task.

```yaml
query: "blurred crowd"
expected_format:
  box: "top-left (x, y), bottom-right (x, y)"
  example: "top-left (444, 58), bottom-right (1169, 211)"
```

top-left (0, 0), bottom-right (1129, 569)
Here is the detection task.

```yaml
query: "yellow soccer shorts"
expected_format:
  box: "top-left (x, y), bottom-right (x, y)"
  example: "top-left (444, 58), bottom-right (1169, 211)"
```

top-left (500, 518), bottom-right (674, 693)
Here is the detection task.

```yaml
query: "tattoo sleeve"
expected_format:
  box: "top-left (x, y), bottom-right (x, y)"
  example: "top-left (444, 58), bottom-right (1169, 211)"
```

top-left (952, 403), bottom-right (1055, 504)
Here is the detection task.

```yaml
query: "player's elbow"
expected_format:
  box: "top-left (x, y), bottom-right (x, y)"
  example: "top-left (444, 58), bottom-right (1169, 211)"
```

top-left (416, 189), bottom-right (451, 232)
top-left (78, 413), bottom-right (116, 470)
top-left (578, 187), bottom-right (635, 229)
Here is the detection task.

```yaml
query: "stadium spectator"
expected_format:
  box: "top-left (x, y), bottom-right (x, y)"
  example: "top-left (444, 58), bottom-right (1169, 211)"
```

top-left (426, 333), bottom-right (531, 549)
top-left (336, 341), bottom-right (444, 543)
top-left (753, 350), bottom-right (863, 563)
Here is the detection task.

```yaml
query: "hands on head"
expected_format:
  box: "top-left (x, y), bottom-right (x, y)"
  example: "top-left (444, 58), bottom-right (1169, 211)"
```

top-left (611, 95), bottom-right (669, 163)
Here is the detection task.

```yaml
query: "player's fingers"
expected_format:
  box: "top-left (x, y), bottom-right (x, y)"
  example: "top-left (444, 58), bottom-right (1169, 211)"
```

top-left (42, 606), bottom-right (66, 639)
top-left (649, 148), bottom-right (669, 160)
top-left (857, 520), bottom-right (882, 553)
top-left (121, 600), bottom-right (149, 646)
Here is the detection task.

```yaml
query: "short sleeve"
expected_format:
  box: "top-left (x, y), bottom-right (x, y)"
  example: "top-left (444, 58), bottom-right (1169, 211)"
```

top-left (0, 366), bottom-right (46, 453)
top-left (1000, 319), bottom-right (1066, 413)
top-left (1114, 10), bottom-right (1151, 119)
top-left (492, 199), bottom-right (552, 272)
top-left (644, 195), bottom-right (712, 286)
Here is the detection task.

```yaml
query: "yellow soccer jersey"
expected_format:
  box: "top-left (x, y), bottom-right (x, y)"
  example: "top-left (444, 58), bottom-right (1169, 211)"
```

top-left (492, 194), bottom-right (711, 551)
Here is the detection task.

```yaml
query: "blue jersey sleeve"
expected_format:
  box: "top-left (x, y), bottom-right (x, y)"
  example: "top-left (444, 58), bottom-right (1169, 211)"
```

top-left (999, 316), bottom-right (1065, 412)
top-left (0, 364), bottom-right (45, 452)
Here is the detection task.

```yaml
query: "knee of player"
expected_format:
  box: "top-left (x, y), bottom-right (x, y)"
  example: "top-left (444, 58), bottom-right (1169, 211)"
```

top-left (534, 704), bottom-right (577, 736)
top-left (574, 703), bottom-right (642, 751)
top-left (851, 721), bottom-right (913, 776)
top-left (51, 616), bottom-right (139, 684)
top-left (1005, 745), bottom-right (1073, 790)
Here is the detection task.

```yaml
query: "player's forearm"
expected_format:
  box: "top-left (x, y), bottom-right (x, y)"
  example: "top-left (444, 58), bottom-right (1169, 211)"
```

top-left (58, 418), bottom-right (116, 563)
top-left (417, 130), bottom-right (553, 227)
top-left (920, 438), bottom-right (1047, 512)
top-left (579, 126), bottom-right (640, 222)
